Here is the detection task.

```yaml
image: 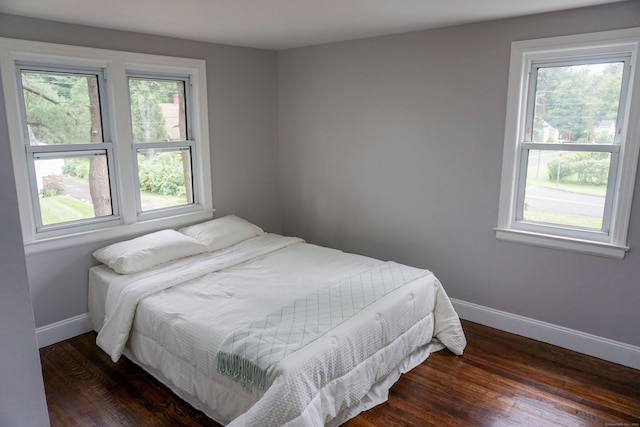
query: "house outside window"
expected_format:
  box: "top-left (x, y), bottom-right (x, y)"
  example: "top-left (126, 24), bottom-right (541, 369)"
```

top-left (0, 38), bottom-right (213, 254)
top-left (495, 29), bottom-right (640, 259)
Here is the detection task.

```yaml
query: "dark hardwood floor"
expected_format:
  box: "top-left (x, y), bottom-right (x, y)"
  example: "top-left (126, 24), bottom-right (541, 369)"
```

top-left (40, 320), bottom-right (640, 426)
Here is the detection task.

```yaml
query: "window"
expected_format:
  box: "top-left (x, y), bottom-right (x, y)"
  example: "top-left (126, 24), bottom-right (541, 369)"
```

top-left (128, 75), bottom-right (196, 215)
top-left (496, 29), bottom-right (640, 259)
top-left (17, 65), bottom-right (118, 232)
top-left (0, 38), bottom-right (213, 254)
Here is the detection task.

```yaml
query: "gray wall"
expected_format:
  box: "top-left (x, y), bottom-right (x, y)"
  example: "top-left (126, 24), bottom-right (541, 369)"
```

top-left (0, 72), bottom-right (49, 426)
top-left (0, 14), bottom-right (281, 328)
top-left (278, 2), bottom-right (640, 347)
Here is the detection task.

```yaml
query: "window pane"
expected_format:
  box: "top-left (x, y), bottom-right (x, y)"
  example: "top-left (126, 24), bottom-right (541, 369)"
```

top-left (532, 62), bottom-right (624, 144)
top-left (137, 148), bottom-right (193, 211)
top-left (129, 78), bottom-right (187, 142)
top-left (35, 153), bottom-right (112, 226)
top-left (523, 150), bottom-right (610, 230)
top-left (21, 70), bottom-right (103, 145)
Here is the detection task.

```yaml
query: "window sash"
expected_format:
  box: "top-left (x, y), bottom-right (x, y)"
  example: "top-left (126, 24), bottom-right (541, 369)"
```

top-left (15, 63), bottom-right (112, 145)
top-left (132, 142), bottom-right (198, 218)
top-left (514, 144), bottom-right (620, 241)
top-left (26, 145), bottom-right (120, 232)
top-left (524, 54), bottom-right (631, 145)
top-left (127, 72), bottom-right (192, 143)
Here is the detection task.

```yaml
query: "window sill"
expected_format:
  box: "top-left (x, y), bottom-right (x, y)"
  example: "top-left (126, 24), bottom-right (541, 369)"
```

top-left (24, 209), bottom-right (215, 256)
top-left (494, 227), bottom-right (628, 259)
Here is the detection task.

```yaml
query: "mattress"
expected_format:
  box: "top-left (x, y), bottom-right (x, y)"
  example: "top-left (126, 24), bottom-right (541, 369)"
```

top-left (89, 233), bottom-right (466, 426)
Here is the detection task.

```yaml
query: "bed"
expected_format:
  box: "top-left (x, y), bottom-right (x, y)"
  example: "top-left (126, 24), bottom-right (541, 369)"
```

top-left (89, 215), bottom-right (466, 426)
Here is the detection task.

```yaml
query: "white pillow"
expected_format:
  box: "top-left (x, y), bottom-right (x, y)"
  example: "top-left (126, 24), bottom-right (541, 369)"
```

top-left (179, 215), bottom-right (265, 252)
top-left (93, 229), bottom-right (207, 274)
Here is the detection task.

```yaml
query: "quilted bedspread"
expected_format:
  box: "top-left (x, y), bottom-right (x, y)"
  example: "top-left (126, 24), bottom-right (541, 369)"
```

top-left (94, 233), bottom-right (466, 426)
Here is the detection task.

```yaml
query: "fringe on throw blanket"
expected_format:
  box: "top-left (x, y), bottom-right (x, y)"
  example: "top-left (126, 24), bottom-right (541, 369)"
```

top-left (217, 352), bottom-right (273, 391)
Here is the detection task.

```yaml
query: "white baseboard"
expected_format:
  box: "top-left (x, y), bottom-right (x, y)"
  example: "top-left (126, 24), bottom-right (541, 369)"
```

top-left (451, 298), bottom-right (640, 371)
top-left (36, 313), bottom-right (93, 349)
top-left (35, 303), bottom-right (640, 371)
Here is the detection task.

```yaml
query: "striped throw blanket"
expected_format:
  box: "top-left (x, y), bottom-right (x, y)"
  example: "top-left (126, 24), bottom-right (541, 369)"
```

top-left (216, 261), bottom-right (428, 390)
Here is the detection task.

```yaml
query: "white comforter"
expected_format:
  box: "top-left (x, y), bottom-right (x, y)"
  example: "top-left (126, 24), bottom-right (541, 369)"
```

top-left (93, 234), bottom-right (466, 426)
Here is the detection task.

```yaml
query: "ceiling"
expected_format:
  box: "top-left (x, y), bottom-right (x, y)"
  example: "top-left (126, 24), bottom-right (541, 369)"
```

top-left (0, 0), bottom-right (628, 50)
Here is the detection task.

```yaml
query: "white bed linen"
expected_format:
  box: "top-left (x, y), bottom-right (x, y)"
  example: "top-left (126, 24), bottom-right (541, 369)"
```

top-left (89, 233), bottom-right (466, 426)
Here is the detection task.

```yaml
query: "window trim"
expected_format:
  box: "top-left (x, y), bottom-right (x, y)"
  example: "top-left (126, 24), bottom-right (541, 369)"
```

top-left (0, 38), bottom-right (213, 255)
top-left (495, 28), bottom-right (640, 259)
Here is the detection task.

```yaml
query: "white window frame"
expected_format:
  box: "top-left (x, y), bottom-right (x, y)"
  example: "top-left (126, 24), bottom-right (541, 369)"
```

top-left (16, 62), bottom-right (121, 234)
top-left (495, 28), bottom-right (640, 259)
top-left (126, 72), bottom-right (199, 219)
top-left (0, 38), bottom-right (214, 255)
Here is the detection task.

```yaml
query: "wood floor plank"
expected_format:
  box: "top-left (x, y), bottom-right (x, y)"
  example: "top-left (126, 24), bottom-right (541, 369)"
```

top-left (39, 320), bottom-right (640, 426)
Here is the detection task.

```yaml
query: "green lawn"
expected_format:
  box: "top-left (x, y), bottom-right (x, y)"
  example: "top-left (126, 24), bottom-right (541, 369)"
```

top-left (526, 168), bottom-right (607, 197)
top-left (40, 195), bottom-right (95, 225)
top-left (523, 209), bottom-right (603, 230)
top-left (40, 191), bottom-right (187, 226)
top-left (525, 152), bottom-right (607, 197)
top-left (140, 191), bottom-right (188, 209)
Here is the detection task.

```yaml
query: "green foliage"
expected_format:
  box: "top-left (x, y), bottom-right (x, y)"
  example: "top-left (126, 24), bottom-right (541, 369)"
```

top-left (129, 79), bottom-right (174, 143)
top-left (61, 158), bottom-right (90, 180)
top-left (23, 73), bottom-right (175, 145)
top-left (22, 72), bottom-right (96, 144)
top-left (40, 174), bottom-right (65, 197)
top-left (533, 63), bottom-right (623, 143)
top-left (547, 152), bottom-right (610, 186)
top-left (39, 194), bottom-right (95, 225)
top-left (137, 151), bottom-right (187, 197)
